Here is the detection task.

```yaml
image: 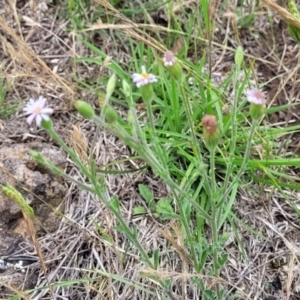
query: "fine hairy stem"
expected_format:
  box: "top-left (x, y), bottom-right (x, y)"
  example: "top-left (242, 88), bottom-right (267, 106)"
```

top-left (179, 84), bottom-right (211, 192)
top-left (144, 98), bottom-right (200, 269)
top-left (46, 124), bottom-right (155, 268)
top-left (145, 99), bottom-right (167, 170)
top-left (222, 64), bottom-right (241, 195)
top-left (217, 119), bottom-right (258, 228)
top-left (208, 147), bottom-right (220, 294)
top-left (47, 127), bottom-right (91, 180)
top-left (92, 177), bottom-right (155, 268)
top-left (94, 115), bottom-right (212, 220)
top-left (103, 116), bottom-right (202, 271)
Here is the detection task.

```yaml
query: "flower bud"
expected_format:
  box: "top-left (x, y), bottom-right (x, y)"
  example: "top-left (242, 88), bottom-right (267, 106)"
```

top-left (104, 106), bottom-right (119, 123)
top-left (127, 110), bottom-right (134, 124)
top-left (235, 46), bottom-right (244, 67)
top-left (106, 73), bottom-right (116, 100)
top-left (122, 79), bottom-right (131, 98)
top-left (74, 100), bottom-right (95, 119)
top-left (201, 115), bottom-right (219, 150)
top-left (163, 50), bottom-right (183, 81)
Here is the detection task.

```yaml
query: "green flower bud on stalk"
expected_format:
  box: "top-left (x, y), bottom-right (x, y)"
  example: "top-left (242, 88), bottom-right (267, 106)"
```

top-left (127, 110), bottom-right (134, 124)
top-left (235, 46), bottom-right (244, 67)
top-left (104, 106), bottom-right (119, 123)
top-left (201, 115), bottom-right (219, 150)
top-left (74, 100), bottom-right (95, 119)
top-left (122, 79), bottom-right (131, 98)
top-left (106, 74), bottom-right (116, 100)
top-left (30, 150), bottom-right (64, 176)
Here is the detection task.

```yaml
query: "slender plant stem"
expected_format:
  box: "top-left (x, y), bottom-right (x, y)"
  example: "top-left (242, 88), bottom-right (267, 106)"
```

top-left (95, 116), bottom-right (212, 220)
top-left (216, 120), bottom-right (258, 228)
top-left (222, 65), bottom-right (240, 195)
top-left (208, 147), bottom-right (221, 295)
top-left (209, 148), bottom-right (217, 196)
top-left (48, 127), bottom-right (91, 179)
top-left (46, 124), bottom-right (154, 268)
top-left (95, 114), bottom-right (205, 270)
top-left (93, 180), bottom-right (155, 268)
top-left (145, 99), bottom-right (199, 266)
top-left (179, 85), bottom-right (211, 192)
top-left (145, 100), bottom-right (167, 170)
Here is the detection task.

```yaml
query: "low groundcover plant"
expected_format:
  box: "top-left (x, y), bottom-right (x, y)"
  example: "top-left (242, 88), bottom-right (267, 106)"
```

top-left (17, 47), bottom-right (268, 299)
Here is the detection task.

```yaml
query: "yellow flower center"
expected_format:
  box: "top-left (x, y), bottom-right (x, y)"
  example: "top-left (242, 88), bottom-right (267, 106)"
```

top-left (141, 72), bottom-right (149, 79)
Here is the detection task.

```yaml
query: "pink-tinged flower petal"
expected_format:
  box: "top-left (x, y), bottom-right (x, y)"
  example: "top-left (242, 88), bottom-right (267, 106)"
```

top-left (28, 98), bottom-right (35, 105)
top-left (26, 114), bottom-right (36, 125)
top-left (41, 114), bottom-right (50, 121)
top-left (23, 107), bottom-right (32, 113)
top-left (39, 100), bottom-right (47, 108)
top-left (35, 114), bottom-right (42, 126)
top-left (246, 88), bottom-right (265, 105)
top-left (37, 96), bottom-right (46, 105)
top-left (42, 108), bottom-right (54, 114)
top-left (147, 74), bottom-right (157, 83)
top-left (132, 73), bottom-right (140, 80)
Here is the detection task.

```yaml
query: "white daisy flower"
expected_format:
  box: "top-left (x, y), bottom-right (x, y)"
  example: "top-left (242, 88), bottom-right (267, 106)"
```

top-left (163, 51), bottom-right (177, 67)
top-left (132, 66), bottom-right (157, 88)
top-left (246, 88), bottom-right (265, 105)
top-left (23, 96), bottom-right (53, 126)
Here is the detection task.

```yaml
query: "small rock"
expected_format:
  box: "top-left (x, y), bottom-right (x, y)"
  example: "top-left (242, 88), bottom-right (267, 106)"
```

top-left (0, 142), bottom-right (67, 295)
top-left (0, 232), bottom-right (23, 256)
top-left (0, 142), bottom-right (66, 235)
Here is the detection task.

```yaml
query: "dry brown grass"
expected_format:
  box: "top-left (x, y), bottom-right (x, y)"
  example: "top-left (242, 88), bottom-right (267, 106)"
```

top-left (261, 0), bottom-right (300, 28)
